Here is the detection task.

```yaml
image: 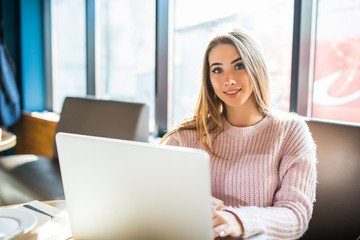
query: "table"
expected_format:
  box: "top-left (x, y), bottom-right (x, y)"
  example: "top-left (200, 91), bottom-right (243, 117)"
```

top-left (43, 200), bottom-right (74, 240)
top-left (2, 200), bottom-right (267, 240)
top-left (2, 200), bottom-right (73, 240)
top-left (0, 129), bottom-right (17, 152)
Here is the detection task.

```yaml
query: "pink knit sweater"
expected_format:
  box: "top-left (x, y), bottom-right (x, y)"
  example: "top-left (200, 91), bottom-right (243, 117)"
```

top-left (164, 110), bottom-right (317, 240)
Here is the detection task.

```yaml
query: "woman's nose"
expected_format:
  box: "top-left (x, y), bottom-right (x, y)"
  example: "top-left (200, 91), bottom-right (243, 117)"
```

top-left (224, 78), bottom-right (236, 87)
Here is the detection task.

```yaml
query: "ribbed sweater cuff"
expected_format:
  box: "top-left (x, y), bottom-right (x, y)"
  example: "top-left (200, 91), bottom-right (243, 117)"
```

top-left (225, 206), bottom-right (263, 239)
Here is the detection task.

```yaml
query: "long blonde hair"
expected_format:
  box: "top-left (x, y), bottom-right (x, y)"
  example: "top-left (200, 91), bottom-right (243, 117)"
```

top-left (161, 28), bottom-right (271, 157)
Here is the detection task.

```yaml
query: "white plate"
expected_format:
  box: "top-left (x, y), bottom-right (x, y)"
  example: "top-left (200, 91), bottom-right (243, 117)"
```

top-left (0, 208), bottom-right (37, 240)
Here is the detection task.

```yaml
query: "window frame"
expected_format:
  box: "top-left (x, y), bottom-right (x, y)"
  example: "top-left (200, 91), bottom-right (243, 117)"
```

top-left (290, 0), bottom-right (317, 116)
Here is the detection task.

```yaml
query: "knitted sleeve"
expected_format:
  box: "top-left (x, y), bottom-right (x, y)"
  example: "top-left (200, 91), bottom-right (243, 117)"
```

top-left (226, 118), bottom-right (317, 239)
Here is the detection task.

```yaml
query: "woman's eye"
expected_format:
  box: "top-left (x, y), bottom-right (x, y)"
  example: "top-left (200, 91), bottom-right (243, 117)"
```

top-left (235, 63), bottom-right (245, 70)
top-left (211, 68), bottom-right (223, 74)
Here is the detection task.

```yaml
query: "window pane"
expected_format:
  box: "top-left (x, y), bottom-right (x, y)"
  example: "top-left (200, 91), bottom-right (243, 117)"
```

top-left (97, 0), bottom-right (156, 132)
top-left (313, 0), bottom-right (360, 124)
top-left (51, 0), bottom-right (87, 112)
top-left (170, 0), bottom-right (294, 128)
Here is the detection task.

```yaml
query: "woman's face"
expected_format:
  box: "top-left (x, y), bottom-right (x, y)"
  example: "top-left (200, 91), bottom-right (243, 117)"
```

top-left (208, 43), bottom-right (255, 111)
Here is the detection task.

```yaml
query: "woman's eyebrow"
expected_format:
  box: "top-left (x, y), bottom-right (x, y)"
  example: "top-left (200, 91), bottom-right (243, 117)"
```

top-left (231, 57), bottom-right (242, 64)
top-left (210, 57), bottom-right (242, 68)
top-left (210, 62), bottom-right (222, 68)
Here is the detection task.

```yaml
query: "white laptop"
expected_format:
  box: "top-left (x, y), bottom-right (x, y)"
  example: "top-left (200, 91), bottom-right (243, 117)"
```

top-left (55, 132), bottom-right (212, 240)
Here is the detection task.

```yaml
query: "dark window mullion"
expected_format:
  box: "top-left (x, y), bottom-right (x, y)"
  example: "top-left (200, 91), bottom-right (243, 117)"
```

top-left (155, 0), bottom-right (169, 137)
top-left (43, 0), bottom-right (53, 110)
top-left (85, 0), bottom-right (95, 96)
top-left (290, 0), bottom-right (317, 116)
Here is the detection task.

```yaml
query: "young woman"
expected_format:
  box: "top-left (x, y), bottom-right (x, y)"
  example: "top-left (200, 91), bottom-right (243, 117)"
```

top-left (161, 28), bottom-right (317, 239)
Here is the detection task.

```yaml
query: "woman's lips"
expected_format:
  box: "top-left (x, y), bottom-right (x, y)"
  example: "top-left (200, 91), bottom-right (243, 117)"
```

top-left (224, 88), bottom-right (242, 97)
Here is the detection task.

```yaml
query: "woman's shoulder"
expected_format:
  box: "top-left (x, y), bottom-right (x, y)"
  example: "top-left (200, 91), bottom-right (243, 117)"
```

top-left (161, 117), bottom-right (198, 146)
top-left (268, 109), bottom-right (308, 129)
top-left (268, 109), bottom-right (316, 153)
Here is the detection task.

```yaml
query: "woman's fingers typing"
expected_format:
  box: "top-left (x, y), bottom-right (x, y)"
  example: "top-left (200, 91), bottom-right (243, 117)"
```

top-left (211, 196), bottom-right (226, 211)
top-left (212, 210), bottom-right (243, 238)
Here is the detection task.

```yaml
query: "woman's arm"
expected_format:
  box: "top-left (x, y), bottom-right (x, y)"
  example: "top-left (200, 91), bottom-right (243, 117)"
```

top-left (225, 120), bottom-right (317, 240)
top-left (227, 150), bottom-right (316, 239)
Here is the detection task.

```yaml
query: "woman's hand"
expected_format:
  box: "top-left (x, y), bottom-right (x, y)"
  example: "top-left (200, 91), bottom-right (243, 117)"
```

top-left (211, 196), bottom-right (226, 211)
top-left (212, 210), bottom-right (244, 238)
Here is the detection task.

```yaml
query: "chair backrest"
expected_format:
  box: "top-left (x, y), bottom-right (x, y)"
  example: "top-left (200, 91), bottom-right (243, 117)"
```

top-left (301, 120), bottom-right (360, 240)
top-left (54, 97), bottom-right (149, 159)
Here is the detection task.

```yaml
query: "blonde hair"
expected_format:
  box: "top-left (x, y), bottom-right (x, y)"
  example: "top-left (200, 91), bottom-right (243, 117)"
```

top-left (161, 28), bottom-right (271, 157)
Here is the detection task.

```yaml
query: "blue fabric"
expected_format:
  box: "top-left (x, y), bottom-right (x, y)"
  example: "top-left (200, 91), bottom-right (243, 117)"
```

top-left (0, 43), bottom-right (20, 126)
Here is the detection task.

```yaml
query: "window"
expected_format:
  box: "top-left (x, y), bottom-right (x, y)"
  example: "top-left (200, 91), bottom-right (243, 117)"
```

top-left (47, 0), bottom-right (359, 138)
top-left (50, 0), bottom-right (156, 131)
top-left (51, 0), bottom-right (87, 112)
top-left (96, 0), bottom-right (156, 132)
top-left (312, 0), bottom-right (360, 124)
top-left (169, 0), bottom-right (294, 128)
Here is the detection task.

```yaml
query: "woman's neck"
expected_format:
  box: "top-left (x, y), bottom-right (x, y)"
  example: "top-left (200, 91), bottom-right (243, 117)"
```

top-left (225, 95), bottom-right (264, 127)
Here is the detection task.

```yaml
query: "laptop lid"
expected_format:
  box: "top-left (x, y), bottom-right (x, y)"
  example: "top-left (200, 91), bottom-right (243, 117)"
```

top-left (56, 132), bottom-right (212, 240)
